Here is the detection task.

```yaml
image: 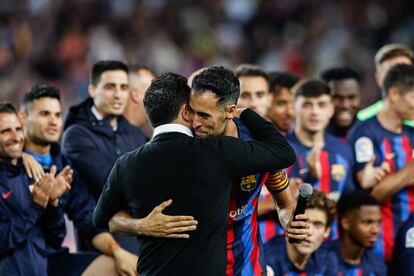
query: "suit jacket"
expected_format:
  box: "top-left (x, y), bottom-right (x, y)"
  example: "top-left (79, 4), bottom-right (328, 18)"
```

top-left (93, 109), bottom-right (295, 276)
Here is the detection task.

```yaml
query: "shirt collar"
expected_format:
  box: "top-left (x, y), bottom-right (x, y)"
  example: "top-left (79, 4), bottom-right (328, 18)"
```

top-left (153, 124), bottom-right (193, 138)
top-left (91, 106), bottom-right (118, 131)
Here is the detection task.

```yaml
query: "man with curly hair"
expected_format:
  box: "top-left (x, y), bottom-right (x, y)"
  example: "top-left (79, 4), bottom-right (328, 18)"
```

top-left (264, 189), bottom-right (338, 276)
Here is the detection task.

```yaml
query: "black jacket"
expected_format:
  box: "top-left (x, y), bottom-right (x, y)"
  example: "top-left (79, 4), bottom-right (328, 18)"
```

top-left (62, 97), bottom-right (147, 199)
top-left (93, 109), bottom-right (296, 276)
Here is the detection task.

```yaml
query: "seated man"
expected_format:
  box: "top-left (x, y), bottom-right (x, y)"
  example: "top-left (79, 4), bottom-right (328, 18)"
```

top-left (264, 189), bottom-right (338, 276)
top-left (328, 191), bottom-right (386, 275)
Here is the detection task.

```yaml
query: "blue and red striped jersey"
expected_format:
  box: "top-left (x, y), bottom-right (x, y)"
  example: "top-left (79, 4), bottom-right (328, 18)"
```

top-left (286, 131), bottom-right (355, 239)
top-left (258, 186), bottom-right (285, 244)
top-left (264, 236), bottom-right (339, 276)
top-left (326, 240), bottom-right (387, 276)
top-left (226, 118), bottom-right (269, 276)
top-left (348, 117), bottom-right (414, 262)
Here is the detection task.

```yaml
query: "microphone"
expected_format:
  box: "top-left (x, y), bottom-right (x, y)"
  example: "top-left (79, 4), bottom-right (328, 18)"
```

top-left (288, 183), bottom-right (313, 244)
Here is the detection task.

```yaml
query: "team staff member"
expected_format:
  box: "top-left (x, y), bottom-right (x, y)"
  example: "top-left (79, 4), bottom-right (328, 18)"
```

top-left (62, 60), bottom-right (146, 253)
top-left (94, 72), bottom-right (302, 275)
top-left (0, 103), bottom-right (70, 275)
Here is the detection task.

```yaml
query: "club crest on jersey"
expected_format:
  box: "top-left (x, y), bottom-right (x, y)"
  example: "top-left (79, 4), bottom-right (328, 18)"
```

top-left (240, 175), bottom-right (257, 191)
top-left (331, 164), bottom-right (345, 182)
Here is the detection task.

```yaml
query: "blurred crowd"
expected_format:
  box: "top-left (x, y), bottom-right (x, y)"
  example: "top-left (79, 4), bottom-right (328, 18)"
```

top-left (1, 0), bottom-right (414, 109)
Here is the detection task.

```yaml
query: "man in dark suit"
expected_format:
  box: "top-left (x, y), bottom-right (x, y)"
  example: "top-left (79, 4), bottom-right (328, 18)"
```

top-left (93, 72), bottom-right (297, 275)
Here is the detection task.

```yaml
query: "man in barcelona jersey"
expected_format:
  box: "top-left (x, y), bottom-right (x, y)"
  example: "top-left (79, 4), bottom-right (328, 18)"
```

top-left (327, 191), bottom-right (386, 275)
top-left (348, 64), bottom-right (414, 262)
top-left (264, 190), bottom-right (338, 276)
top-left (108, 66), bottom-right (310, 276)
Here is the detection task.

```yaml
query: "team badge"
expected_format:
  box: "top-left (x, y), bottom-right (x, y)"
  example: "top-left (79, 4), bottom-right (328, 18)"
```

top-left (331, 164), bottom-right (345, 182)
top-left (406, 227), bottom-right (414, 248)
top-left (355, 137), bottom-right (374, 163)
top-left (240, 175), bottom-right (257, 191)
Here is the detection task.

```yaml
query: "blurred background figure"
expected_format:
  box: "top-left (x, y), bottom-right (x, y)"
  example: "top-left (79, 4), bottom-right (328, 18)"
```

top-left (1, 1), bottom-right (414, 114)
top-left (235, 64), bottom-right (272, 117)
top-left (124, 64), bottom-right (156, 138)
top-left (266, 71), bottom-right (300, 134)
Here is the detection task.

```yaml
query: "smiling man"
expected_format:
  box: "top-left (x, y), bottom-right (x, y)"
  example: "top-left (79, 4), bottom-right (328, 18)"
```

top-left (320, 67), bottom-right (361, 139)
top-left (62, 60), bottom-right (146, 254)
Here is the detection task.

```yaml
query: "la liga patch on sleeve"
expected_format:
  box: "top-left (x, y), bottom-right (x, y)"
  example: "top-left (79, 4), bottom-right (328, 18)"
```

top-left (355, 137), bottom-right (374, 163)
top-left (405, 227), bottom-right (414, 248)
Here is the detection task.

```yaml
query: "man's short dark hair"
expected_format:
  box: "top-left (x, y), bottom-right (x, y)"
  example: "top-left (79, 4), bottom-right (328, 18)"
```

top-left (144, 72), bottom-right (190, 127)
top-left (383, 63), bottom-right (414, 96)
top-left (235, 64), bottom-right (268, 82)
top-left (307, 189), bottom-right (336, 228)
top-left (337, 191), bottom-right (379, 218)
top-left (375, 43), bottom-right (414, 69)
top-left (21, 84), bottom-right (60, 112)
top-left (128, 64), bottom-right (156, 76)
top-left (292, 79), bottom-right (331, 100)
top-left (320, 67), bottom-right (361, 83)
top-left (91, 60), bottom-right (129, 86)
top-left (0, 102), bottom-right (17, 115)
top-left (191, 66), bottom-right (240, 106)
top-left (267, 71), bottom-right (300, 93)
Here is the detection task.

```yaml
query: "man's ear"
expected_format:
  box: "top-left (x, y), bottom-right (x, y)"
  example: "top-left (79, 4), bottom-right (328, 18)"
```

top-left (324, 226), bottom-right (331, 238)
top-left (388, 86), bottom-right (400, 103)
top-left (340, 217), bottom-right (350, 231)
top-left (182, 104), bottom-right (192, 123)
top-left (18, 111), bottom-right (28, 125)
top-left (129, 88), bottom-right (140, 103)
top-left (225, 104), bottom-right (237, 119)
top-left (88, 84), bottom-right (96, 98)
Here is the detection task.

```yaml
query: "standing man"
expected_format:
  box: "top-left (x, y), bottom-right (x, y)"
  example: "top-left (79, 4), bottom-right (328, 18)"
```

top-left (93, 72), bottom-right (299, 275)
top-left (287, 79), bottom-right (355, 239)
top-left (62, 60), bottom-right (147, 253)
top-left (19, 84), bottom-right (138, 276)
top-left (108, 67), bottom-right (309, 276)
top-left (348, 64), bottom-right (414, 262)
top-left (264, 190), bottom-right (338, 276)
top-left (235, 64), bottom-right (273, 117)
top-left (287, 79), bottom-right (354, 201)
top-left (123, 64), bottom-right (156, 138)
top-left (328, 191), bottom-right (386, 275)
top-left (266, 71), bottom-right (299, 135)
top-left (258, 71), bottom-right (300, 243)
top-left (320, 67), bottom-right (362, 139)
top-left (357, 43), bottom-right (413, 125)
